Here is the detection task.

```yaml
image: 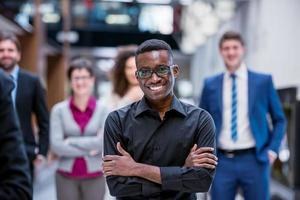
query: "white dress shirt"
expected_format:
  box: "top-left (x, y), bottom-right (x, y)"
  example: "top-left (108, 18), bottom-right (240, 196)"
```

top-left (218, 63), bottom-right (256, 150)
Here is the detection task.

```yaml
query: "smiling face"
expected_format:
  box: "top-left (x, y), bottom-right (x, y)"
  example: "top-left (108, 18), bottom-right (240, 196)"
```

top-left (136, 50), bottom-right (179, 103)
top-left (0, 40), bottom-right (21, 73)
top-left (220, 39), bottom-right (245, 73)
top-left (70, 68), bottom-right (95, 97)
top-left (124, 56), bottom-right (139, 86)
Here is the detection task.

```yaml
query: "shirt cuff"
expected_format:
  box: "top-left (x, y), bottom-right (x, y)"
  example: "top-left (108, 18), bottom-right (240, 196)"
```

top-left (160, 167), bottom-right (182, 190)
top-left (141, 182), bottom-right (161, 197)
top-left (268, 150), bottom-right (278, 159)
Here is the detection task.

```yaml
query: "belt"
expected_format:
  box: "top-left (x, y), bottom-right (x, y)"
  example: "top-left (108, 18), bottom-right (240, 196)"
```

top-left (217, 147), bottom-right (255, 158)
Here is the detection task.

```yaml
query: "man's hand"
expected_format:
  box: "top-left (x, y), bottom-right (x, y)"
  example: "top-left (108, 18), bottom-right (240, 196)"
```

top-left (184, 144), bottom-right (218, 169)
top-left (268, 150), bottom-right (277, 165)
top-left (33, 154), bottom-right (46, 166)
top-left (103, 142), bottom-right (137, 176)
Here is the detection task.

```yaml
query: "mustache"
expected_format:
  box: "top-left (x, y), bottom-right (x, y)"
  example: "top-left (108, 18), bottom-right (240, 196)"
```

top-left (0, 57), bottom-right (14, 60)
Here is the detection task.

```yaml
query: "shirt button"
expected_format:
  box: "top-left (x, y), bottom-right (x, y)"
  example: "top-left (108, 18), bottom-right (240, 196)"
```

top-left (154, 146), bottom-right (160, 151)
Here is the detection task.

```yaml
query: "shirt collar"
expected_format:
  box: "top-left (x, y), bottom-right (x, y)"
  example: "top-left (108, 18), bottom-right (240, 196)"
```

top-left (225, 62), bottom-right (247, 79)
top-left (134, 95), bottom-right (187, 118)
top-left (10, 65), bottom-right (19, 81)
top-left (69, 96), bottom-right (96, 112)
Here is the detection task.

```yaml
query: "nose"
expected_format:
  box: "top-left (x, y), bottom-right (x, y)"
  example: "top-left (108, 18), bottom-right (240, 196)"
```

top-left (227, 48), bottom-right (236, 55)
top-left (2, 50), bottom-right (11, 57)
top-left (149, 72), bottom-right (161, 82)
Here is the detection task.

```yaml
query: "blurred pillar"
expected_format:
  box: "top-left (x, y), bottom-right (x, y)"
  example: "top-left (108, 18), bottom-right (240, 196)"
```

top-left (47, 55), bottom-right (66, 109)
top-left (19, 0), bottom-right (45, 77)
top-left (46, 0), bottom-right (71, 109)
top-left (62, 0), bottom-right (71, 70)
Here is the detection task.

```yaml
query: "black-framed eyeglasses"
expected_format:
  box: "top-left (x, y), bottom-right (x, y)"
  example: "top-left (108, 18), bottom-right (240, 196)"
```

top-left (135, 65), bottom-right (175, 79)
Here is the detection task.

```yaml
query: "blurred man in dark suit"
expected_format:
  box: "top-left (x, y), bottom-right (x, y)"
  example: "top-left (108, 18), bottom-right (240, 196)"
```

top-left (0, 31), bottom-right (49, 179)
top-left (0, 69), bottom-right (32, 199)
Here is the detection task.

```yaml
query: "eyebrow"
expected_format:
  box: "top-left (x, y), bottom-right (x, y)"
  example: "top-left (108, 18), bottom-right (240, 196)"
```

top-left (139, 64), bottom-right (171, 68)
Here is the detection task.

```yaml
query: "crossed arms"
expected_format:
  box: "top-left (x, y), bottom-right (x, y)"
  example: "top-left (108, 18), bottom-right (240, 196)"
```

top-left (103, 113), bottom-right (217, 198)
top-left (104, 142), bottom-right (217, 181)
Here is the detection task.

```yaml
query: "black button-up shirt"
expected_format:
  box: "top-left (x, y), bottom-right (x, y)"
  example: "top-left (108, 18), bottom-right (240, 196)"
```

top-left (104, 96), bottom-right (216, 200)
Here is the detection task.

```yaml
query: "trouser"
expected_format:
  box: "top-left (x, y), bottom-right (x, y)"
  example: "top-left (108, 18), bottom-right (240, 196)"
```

top-left (211, 149), bottom-right (270, 200)
top-left (56, 172), bottom-right (106, 200)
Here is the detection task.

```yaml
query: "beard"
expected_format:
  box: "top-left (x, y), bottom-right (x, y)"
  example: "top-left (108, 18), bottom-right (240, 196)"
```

top-left (0, 58), bottom-right (17, 72)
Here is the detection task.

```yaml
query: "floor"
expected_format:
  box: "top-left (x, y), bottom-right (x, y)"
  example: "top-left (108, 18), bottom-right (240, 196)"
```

top-left (33, 161), bottom-right (295, 200)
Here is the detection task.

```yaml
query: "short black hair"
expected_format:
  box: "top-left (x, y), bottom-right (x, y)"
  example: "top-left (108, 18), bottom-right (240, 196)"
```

top-left (67, 57), bottom-right (94, 80)
top-left (136, 39), bottom-right (173, 63)
top-left (219, 31), bottom-right (245, 48)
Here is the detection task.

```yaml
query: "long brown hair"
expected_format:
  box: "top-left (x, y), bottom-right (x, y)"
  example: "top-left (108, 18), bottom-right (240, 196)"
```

top-left (111, 45), bottom-right (137, 97)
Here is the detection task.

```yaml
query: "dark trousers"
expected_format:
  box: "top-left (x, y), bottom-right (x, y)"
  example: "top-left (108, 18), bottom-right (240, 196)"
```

top-left (211, 149), bottom-right (270, 200)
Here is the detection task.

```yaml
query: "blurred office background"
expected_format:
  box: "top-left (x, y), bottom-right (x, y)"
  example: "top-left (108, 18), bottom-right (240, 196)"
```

top-left (0, 0), bottom-right (299, 199)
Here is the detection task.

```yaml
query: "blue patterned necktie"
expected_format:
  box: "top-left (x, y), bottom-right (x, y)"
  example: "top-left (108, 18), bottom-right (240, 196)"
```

top-left (230, 74), bottom-right (238, 142)
top-left (9, 74), bottom-right (16, 107)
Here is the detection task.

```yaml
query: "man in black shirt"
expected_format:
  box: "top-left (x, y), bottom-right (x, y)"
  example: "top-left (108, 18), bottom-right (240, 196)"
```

top-left (103, 39), bottom-right (216, 199)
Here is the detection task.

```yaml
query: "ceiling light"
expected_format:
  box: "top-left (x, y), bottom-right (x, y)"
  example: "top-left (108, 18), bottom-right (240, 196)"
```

top-left (105, 14), bottom-right (131, 25)
top-left (102, 0), bottom-right (133, 2)
top-left (137, 0), bottom-right (172, 4)
top-left (42, 13), bottom-right (60, 23)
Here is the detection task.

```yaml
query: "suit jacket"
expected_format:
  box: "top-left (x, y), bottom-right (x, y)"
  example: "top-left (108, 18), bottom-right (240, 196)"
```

top-left (16, 69), bottom-right (49, 160)
top-left (50, 99), bottom-right (109, 173)
top-left (0, 69), bottom-right (32, 200)
top-left (199, 70), bottom-right (286, 162)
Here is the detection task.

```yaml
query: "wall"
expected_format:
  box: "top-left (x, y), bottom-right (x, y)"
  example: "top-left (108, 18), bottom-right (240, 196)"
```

top-left (192, 0), bottom-right (300, 99)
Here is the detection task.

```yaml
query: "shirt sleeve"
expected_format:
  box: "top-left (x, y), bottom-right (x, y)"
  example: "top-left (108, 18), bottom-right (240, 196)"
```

top-left (104, 113), bottom-right (162, 198)
top-left (50, 105), bottom-right (89, 157)
top-left (160, 110), bottom-right (216, 192)
top-left (266, 76), bottom-right (286, 153)
top-left (33, 77), bottom-right (49, 156)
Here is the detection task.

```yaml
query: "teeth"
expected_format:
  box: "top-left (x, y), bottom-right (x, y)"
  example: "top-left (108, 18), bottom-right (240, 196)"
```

top-left (149, 86), bottom-right (163, 91)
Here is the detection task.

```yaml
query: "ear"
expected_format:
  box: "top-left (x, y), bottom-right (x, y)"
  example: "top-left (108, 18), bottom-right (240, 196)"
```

top-left (16, 51), bottom-right (21, 62)
top-left (242, 46), bottom-right (246, 54)
top-left (172, 65), bottom-right (180, 78)
top-left (90, 76), bottom-right (96, 84)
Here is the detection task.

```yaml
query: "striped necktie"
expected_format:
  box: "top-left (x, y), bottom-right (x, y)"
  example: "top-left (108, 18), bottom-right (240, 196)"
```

top-left (230, 74), bottom-right (238, 142)
top-left (9, 74), bottom-right (16, 107)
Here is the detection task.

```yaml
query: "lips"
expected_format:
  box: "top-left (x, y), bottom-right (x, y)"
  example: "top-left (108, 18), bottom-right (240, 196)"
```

top-left (149, 85), bottom-right (163, 91)
top-left (0, 58), bottom-right (13, 64)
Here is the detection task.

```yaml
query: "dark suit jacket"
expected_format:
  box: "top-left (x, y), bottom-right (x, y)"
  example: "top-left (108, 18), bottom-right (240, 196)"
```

top-left (0, 69), bottom-right (32, 200)
top-left (16, 69), bottom-right (49, 160)
top-left (200, 70), bottom-right (286, 162)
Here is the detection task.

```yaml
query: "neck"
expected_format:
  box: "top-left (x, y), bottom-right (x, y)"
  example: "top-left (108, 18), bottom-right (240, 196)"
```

top-left (128, 84), bottom-right (136, 90)
top-left (129, 83), bottom-right (140, 89)
top-left (226, 66), bottom-right (239, 74)
top-left (73, 94), bottom-right (90, 111)
top-left (148, 95), bottom-right (173, 120)
top-left (1, 65), bottom-right (16, 75)
top-left (226, 62), bottom-right (242, 74)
